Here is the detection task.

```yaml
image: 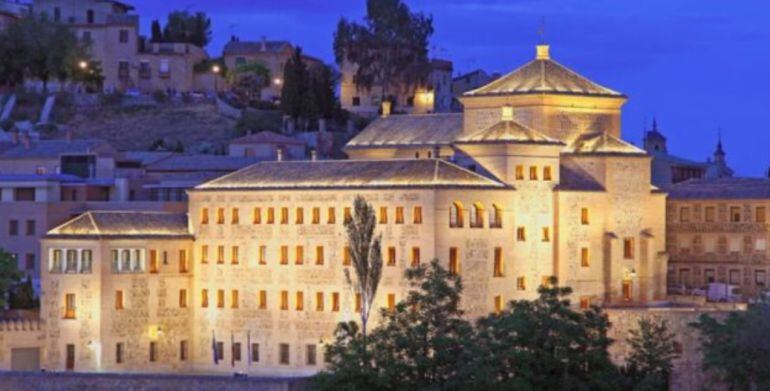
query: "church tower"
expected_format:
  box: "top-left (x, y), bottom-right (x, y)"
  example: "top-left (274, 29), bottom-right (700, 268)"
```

top-left (643, 118), bottom-right (667, 154)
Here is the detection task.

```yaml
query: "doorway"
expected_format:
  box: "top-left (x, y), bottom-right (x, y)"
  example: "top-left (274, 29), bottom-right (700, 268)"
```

top-left (65, 344), bottom-right (75, 371)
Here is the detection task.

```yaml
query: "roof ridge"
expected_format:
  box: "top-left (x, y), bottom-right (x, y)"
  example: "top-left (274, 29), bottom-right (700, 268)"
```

top-left (86, 212), bottom-right (100, 236)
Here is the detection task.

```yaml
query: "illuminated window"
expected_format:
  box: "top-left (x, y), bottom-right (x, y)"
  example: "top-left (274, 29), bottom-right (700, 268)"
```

top-left (201, 289), bottom-right (208, 308)
top-left (231, 246), bottom-right (239, 265)
top-left (217, 289), bottom-right (224, 308)
top-left (344, 207), bottom-right (352, 223)
top-left (296, 291), bottom-right (304, 311)
top-left (217, 246), bottom-right (224, 264)
top-left (449, 247), bottom-right (459, 276)
top-left (316, 246), bottom-right (324, 265)
top-left (494, 295), bottom-right (503, 313)
top-left (179, 289), bottom-right (187, 308)
top-left (387, 247), bottom-right (396, 266)
top-left (680, 207), bottom-right (690, 222)
top-left (411, 247), bottom-right (420, 267)
top-left (379, 206), bottom-right (388, 224)
top-left (232, 342), bottom-right (242, 362)
top-left (470, 203), bottom-right (484, 228)
top-left (623, 239), bottom-right (634, 259)
top-left (343, 246), bottom-right (351, 266)
top-left (201, 245), bottom-right (209, 264)
top-left (295, 246), bottom-right (304, 265)
top-left (280, 291), bottom-right (288, 310)
top-left (705, 206), bottom-right (715, 222)
top-left (115, 290), bottom-right (124, 310)
top-left (259, 245), bottom-right (267, 265)
top-left (316, 292), bottom-right (324, 311)
top-left (529, 166), bottom-right (538, 180)
top-left (279, 344), bottom-right (290, 365)
top-left (490, 204), bottom-right (502, 228)
top-left (267, 207), bottom-right (275, 224)
top-left (542, 227), bottom-right (550, 242)
top-left (231, 290), bottom-right (239, 309)
top-left (280, 246), bottom-right (289, 265)
top-left (231, 208), bottom-right (239, 224)
top-left (296, 207), bottom-right (304, 224)
top-left (581, 247), bottom-right (590, 267)
top-left (387, 293), bottom-right (396, 312)
top-left (413, 206), bottom-right (423, 224)
top-left (515, 165), bottom-right (524, 180)
top-left (541, 276), bottom-right (552, 288)
top-left (493, 247), bottom-right (503, 277)
top-left (516, 276), bottom-right (526, 291)
top-left (149, 250), bottom-right (158, 273)
top-left (258, 290), bottom-right (267, 309)
top-left (327, 207), bottom-right (336, 224)
top-left (450, 202), bottom-right (464, 228)
top-left (757, 207), bottom-right (766, 223)
top-left (280, 207), bottom-right (288, 224)
top-left (355, 293), bottom-right (362, 313)
top-left (543, 166), bottom-right (552, 181)
top-left (312, 207), bottom-right (320, 224)
top-left (395, 207), bottom-right (404, 224)
top-left (216, 208), bottom-right (224, 224)
top-left (253, 207), bottom-right (261, 224)
top-left (579, 296), bottom-right (591, 310)
top-left (581, 208), bottom-right (589, 225)
top-left (332, 292), bottom-right (340, 312)
top-left (201, 208), bottom-right (209, 224)
top-left (179, 249), bottom-right (188, 273)
top-left (516, 227), bottom-right (526, 241)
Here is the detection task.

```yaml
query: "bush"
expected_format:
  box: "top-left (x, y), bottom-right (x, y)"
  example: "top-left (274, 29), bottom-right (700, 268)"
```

top-left (152, 90), bottom-right (169, 104)
top-left (99, 92), bottom-right (123, 107)
top-left (35, 123), bottom-right (59, 135)
top-left (0, 119), bottom-right (14, 132)
top-left (249, 100), bottom-right (278, 110)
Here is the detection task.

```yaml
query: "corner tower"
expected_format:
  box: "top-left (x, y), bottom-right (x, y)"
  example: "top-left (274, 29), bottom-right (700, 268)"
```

top-left (458, 45), bottom-right (627, 143)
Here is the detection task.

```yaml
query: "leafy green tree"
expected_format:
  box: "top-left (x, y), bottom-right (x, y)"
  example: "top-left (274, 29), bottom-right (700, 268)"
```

top-left (333, 0), bottom-right (434, 104)
top-left (344, 196), bottom-right (383, 349)
top-left (9, 276), bottom-right (38, 310)
top-left (691, 304), bottom-right (770, 390)
top-left (162, 11), bottom-right (211, 47)
top-left (280, 47), bottom-right (308, 121)
top-left (72, 60), bottom-right (104, 92)
top-left (315, 260), bottom-right (472, 390)
top-left (466, 278), bottom-right (622, 390)
top-left (0, 249), bottom-right (23, 308)
top-left (625, 317), bottom-right (679, 390)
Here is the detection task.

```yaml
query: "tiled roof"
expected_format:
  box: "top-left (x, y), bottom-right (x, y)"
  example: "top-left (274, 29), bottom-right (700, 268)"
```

top-left (0, 139), bottom-right (112, 159)
top-left (464, 46), bottom-right (623, 98)
top-left (556, 165), bottom-right (605, 192)
top-left (456, 120), bottom-right (562, 145)
top-left (195, 159), bottom-right (505, 190)
top-left (345, 113), bottom-right (463, 149)
top-left (146, 155), bottom-right (259, 172)
top-left (564, 132), bottom-right (646, 156)
top-left (230, 131), bottom-right (305, 146)
top-left (47, 211), bottom-right (191, 239)
top-left (669, 178), bottom-right (770, 200)
top-left (223, 40), bottom-right (292, 55)
top-left (121, 151), bottom-right (176, 166)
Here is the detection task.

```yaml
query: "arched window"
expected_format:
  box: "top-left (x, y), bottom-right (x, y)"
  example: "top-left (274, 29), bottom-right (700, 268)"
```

top-left (471, 203), bottom-right (484, 228)
top-left (490, 204), bottom-right (502, 228)
top-left (449, 202), bottom-right (464, 228)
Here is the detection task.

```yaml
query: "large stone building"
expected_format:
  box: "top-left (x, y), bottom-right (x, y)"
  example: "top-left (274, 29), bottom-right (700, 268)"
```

top-left (23, 45), bottom-right (676, 376)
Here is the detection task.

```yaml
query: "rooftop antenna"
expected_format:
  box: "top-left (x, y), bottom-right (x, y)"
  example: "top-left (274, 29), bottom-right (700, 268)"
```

top-left (538, 16), bottom-right (546, 44)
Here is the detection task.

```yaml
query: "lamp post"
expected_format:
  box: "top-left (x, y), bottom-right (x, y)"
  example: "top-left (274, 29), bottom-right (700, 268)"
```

top-left (212, 65), bottom-right (221, 94)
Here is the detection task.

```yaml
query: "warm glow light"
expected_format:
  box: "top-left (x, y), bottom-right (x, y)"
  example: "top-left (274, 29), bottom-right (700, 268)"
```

top-left (274, 78), bottom-right (282, 85)
top-left (212, 65), bottom-right (221, 74)
top-left (79, 61), bottom-right (88, 70)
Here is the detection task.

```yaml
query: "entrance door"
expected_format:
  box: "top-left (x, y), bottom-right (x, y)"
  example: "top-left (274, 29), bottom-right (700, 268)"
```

top-left (10, 348), bottom-right (40, 371)
top-left (65, 344), bottom-right (75, 371)
top-left (622, 280), bottom-right (632, 301)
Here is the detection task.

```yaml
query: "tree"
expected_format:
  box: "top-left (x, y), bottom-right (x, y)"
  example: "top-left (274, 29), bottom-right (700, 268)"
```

top-left (162, 11), bottom-right (211, 47)
top-left (0, 249), bottom-right (23, 309)
top-left (315, 260), bottom-right (472, 390)
top-left (150, 19), bottom-right (163, 43)
top-left (230, 61), bottom-right (271, 105)
top-left (309, 65), bottom-right (339, 121)
top-left (344, 196), bottom-right (383, 350)
top-left (9, 276), bottom-right (38, 310)
top-left (333, 0), bottom-right (434, 104)
top-left (690, 304), bottom-right (770, 390)
top-left (72, 60), bottom-right (105, 93)
top-left (625, 317), bottom-right (679, 390)
top-left (280, 47), bottom-right (308, 121)
top-left (465, 278), bottom-right (623, 390)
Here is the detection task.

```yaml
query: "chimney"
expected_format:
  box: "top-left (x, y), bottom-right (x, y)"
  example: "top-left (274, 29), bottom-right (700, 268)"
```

top-left (276, 148), bottom-right (284, 162)
top-left (381, 101), bottom-right (392, 118)
top-left (21, 132), bottom-right (30, 150)
top-left (261, 36), bottom-right (267, 52)
top-left (536, 44), bottom-right (550, 60)
top-left (311, 149), bottom-right (317, 161)
top-left (318, 118), bottom-right (327, 133)
top-left (501, 105), bottom-right (514, 121)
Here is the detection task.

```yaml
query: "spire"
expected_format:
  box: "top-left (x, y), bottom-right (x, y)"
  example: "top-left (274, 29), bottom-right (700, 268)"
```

top-left (651, 116), bottom-right (658, 132)
top-left (714, 129), bottom-right (725, 158)
top-left (642, 115), bottom-right (666, 153)
top-left (536, 17), bottom-right (550, 60)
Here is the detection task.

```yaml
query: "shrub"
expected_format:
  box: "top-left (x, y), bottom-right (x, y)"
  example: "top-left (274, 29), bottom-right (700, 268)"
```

top-left (152, 90), bottom-right (169, 104)
top-left (99, 92), bottom-right (123, 107)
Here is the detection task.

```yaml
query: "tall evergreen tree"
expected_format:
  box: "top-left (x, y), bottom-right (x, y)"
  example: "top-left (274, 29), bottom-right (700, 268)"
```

top-left (150, 19), bottom-right (163, 42)
top-left (0, 249), bottom-right (23, 308)
top-left (625, 317), bottom-right (679, 390)
top-left (280, 47), bottom-right (308, 122)
top-left (162, 11), bottom-right (211, 47)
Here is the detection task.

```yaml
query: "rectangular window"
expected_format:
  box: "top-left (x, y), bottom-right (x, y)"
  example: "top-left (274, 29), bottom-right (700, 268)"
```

top-left (307, 344), bottom-right (317, 365)
top-left (231, 290), bottom-right (239, 309)
top-left (231, 246), bottom-right (239, 265)
top-left (180, 340), bottom-right (188, 361)
top-left (232, 342), bottom-right (242, 362)
top-left (149, 250), bottom-right (158, 273)
top-left (396, 207), bottom-right (404, 224)
top-left (253, 207), bottom-right (262, 224)
top-left (251, 343), bottom-right (260, 362)
top-left (516, 227), bottom-right (526, 241)
top-left (411, 247), bottom-right (420, 267)
top-left (413, 206), bottom-right (423, 224)
top-left (179, 289), bottom-right (187, 308)
top-left (281, 246), bottom-right (289, 265)
top-left (730, 207), bottom-right (741, 222)
top-left (623, 238), bottom-right (634, 259)
top-left (267, 207), bottom-right (275, 224)
top-left (296, 246), bottom-right (304, 265)
top-left (296, 207), bottom-right (304, 224)
top-left (344, 207), bottom-right (352, 223)
top-left (296, 291), bottom-right (304, 311)
top-left (581, 247), bottom-right (590, 267)
top-left (679, 206), bottom-right (690, 222)
top-left (280, 291), bottom-right (289, 310)
top-left (115, 290), bottom-right (124, 310)
top-left (119, 29), bottom-right (129, 43)
top-left (201, 245), bottom-right (209, 264)
top-left (279, 343), bottom-right (290, 365)
top-left (581, 208), bottom-right (589, 225)
top-left (529, 166), bottom-right (538, 180)
top-left (379, 207), bottom-right (388, 224)
top-left (281, 207), bottom-right (289, 224)
top-left (149, 342), bottom-right (157, 362)
top-left (316, 246), bottom-right (324, 265)
top-left (259, 245), bottom-right (267, 265)
top-left (542, 227), bottom-right (550, 242)
top-left (259, 290), bottom-right (267, 309)
top-left (217, 246), bottom-right (225, 264)
top-left (215, 342), bottom-right (224, 362)
top-left (494, 295), bottom-right (503, 313)
top-left (312, 207), bottom-right (320, 224)
top-left (756, 270), bottom-right (767, 286)
top-left (449, 247), bottom-right (459, 276)
top-left (387, 293), bottom-right (396, 312)
top-left (201, 289), bottom-right (208, 308)
top-left (515, 165), bottom-right (524, 180)
top-left (705, 206), bottom-right (715, 222)
top-left (316, 292), bottom-right (324, 311)
top-left (387, 247), bottom-right (396, 266)
top-left (355, 293), bottom-right (362, 313)
top-left (493, 247), bottom-right (503, 277)
top-left (116, 342), bottom-right (124, 364)
top-left (757, 206), bottom-right (766, 223)
top-left (201, 208), bottom-right (209, 224)
top-left (343, 246), bottom-right (351, 266)
top-left (25, 220), bottom-right (35, 236)
top-left (179, 249), bottom-right (188, 272)
top-left (516, 276), bottom-right (526, 291)
top-left (231, 208), bottom-right (240, 225)
top-left (9, 220), bottom-right (18, 236)
top-left (332, 292), bottom-right (340, 312)
top-left (216, 208), bottom-right (225, 224)
top-left (64, 293), bottom-right (76, 319)
top-left (217, 289), bottom-right (225, 308)
top-left (543, 166), bottom-right (552, 181)
top-left (579, 296), bottom-right (591, 310)
top-left (327, 207), bottom-right (336, 224)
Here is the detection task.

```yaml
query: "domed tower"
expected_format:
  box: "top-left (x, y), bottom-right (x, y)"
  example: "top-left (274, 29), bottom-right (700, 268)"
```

top-left (458, 45), bottom-right (627, 143)
top-left (643, 118), bottom-right (667, 154)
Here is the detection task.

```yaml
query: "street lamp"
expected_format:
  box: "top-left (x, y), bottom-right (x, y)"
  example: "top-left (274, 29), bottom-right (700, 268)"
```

top-left (212, 65), bottom-right (221, 93)
top-left (79, 61), bottom-right (88, 70)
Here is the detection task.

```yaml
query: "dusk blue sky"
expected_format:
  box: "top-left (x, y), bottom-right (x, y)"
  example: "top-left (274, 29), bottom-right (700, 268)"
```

top-left (131, 0), bottom-right (770, 176)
